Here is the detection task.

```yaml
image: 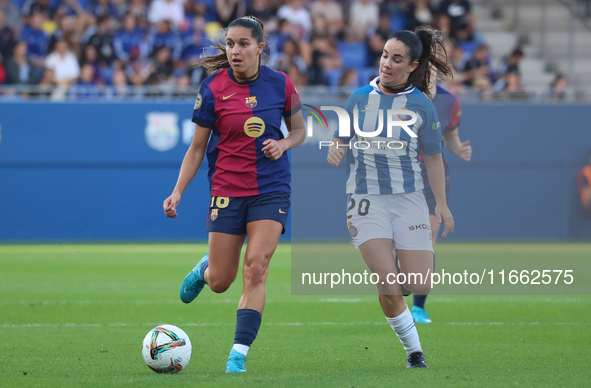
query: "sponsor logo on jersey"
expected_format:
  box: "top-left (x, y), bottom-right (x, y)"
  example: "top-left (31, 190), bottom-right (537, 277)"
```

top-left (244, 117), bottom-right (265, 137)
top-left (348, 221), bottom-right (358, 237)
top-left (409, 224), bottom-right (431, 231)
top-left (145, 112), bottom-right (180, 152)
top-left (194, 93), bottom-right (202, 109)
top-left (431, 121), bottom-right (441, 130)
top-left (245, 96), bottom-right (257, 108)
top-left (211, 208), bottom-right (218, 221)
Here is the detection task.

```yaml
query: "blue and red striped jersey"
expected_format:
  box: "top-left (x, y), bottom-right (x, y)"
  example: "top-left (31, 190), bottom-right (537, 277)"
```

top-left (192, 66), bottom-right (301, 197)
top-left (420, 85), bottom-right (462, 189)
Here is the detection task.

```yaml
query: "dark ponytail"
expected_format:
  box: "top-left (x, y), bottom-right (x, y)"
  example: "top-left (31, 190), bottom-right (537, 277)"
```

top-left (195, 16), bottom-right (269, 76)
top-left (385, 26), bottom-right (452, 98)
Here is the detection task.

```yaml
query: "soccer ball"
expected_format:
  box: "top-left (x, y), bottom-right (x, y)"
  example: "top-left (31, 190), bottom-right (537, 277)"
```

top-left (142, 324), bottom-right (192, 373)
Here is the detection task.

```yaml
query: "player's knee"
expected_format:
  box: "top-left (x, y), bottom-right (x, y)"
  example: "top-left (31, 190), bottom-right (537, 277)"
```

top-left (406, 283), bottom-right (431, 296)
top-left (243, 256), bottom-right (270, 285)
top-left (208, 276), bottom-right (234, 293)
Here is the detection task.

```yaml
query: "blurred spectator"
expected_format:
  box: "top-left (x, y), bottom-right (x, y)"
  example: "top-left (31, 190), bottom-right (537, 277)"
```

top-left (277, 0), bottom-right (312, 37)
top-left (247, 0), bottom-right (275, 25)
top-left (338, 68), bottom-right (358, 88)
top-left (85, 14), bottom-right (115, 65)
top-left (24, 0), bottom-right (54, 19)
top-left (307, 32), bottom-right (340, 85)
top-left (180, 14), bottom-right (205, 62)
top-left (148, 0), bottom-right (185, 30)
top-left (462, 43), bottom-right (491, 89)
top-left (0, 0), bottom-right (22, 32)
top-left (44, 38), bottom-right (79, 86)
top-left (114, 13), bottom-right (146, 62)
top-left (87, 0), bottom-right (118, 19)
top-left (309, 0), bottom-right (344, 36)
top-left (109, 67), bottom-right (129, 97)
top-left (147, 19), bottom-right (181, 60)
top-left (493, 68), bottom-right (525, 98)
top-left (349, 0), bottom-right (379, 42)
top-left (216, 0), bottom-right (246, 28)
top-left (0, 52), bottom-right (5, 83)
top-left (497, 47), bottom-right (523, 78)
top-left (79, 43), bottom-right (102, 82)
top-left (368, 10), bottom-right (390, 67)
top-left (126, 0), bottom-right (148, 25)
top-left (20, 12), bottom-right (49, 68)
top-left (405, 0), bottom-right (437, 31)
top-left (0, 9), bottom-right (16, 59)
top-left (4, 40), bottom-right (39, 84)
top-left (269, 36), bottom-right (306, 75)
top-left (286, 60), bottom-right (306, 87)
top-left (145, 45), bottom-right (173, 84)
top-left (36, 66), bottom-right (56, 96)
top-left (438, 0), bottom-right (473, 41)
top-left (70, 62), bottom-right (99, 97)
top-left (48, 15), bottom-right (78, 55)
top-left (543, 72), bottom-right (568, 101)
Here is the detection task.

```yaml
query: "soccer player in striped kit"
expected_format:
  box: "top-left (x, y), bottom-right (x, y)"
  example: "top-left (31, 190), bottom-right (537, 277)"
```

top-left (163, 16), bottom-right (305, 373)
top-left (327, 26), bottom-right (454, 368)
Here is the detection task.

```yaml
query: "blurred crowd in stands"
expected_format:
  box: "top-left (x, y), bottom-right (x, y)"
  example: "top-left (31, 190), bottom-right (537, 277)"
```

top-left (0, 0), bottom-right (569, 99)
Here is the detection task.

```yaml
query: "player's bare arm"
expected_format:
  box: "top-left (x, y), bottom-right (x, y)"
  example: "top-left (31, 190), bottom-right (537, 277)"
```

top-left (327, 137), bottom-right (346, 167)
top-left (424, 153), bottom-right (454, 237)
top-left (163, 124), bottom-right (212, 218)
top-left (262, 110), bottom-right (306, 160)
top-left (443, 128), bottom-right (472, 162)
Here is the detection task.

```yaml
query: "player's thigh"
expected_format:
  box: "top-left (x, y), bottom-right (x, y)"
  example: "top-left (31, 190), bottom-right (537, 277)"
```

top-left (208, 232), bottom-right (245, 284)
top-left (358, 238), bottom-right (403, 294)
top-left (348, 194), bottom-right (392, 249)
top-left (243, 219), bottom-right (283, 284)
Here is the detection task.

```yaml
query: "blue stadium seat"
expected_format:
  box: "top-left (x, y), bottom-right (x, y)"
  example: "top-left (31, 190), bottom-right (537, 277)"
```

top-left (324, 68), bottom-right (343, 87)
top-left (389, 14), bottom-right (408, 32)
top-left (337, 42), bottom-right (368, 71)
top-left (359, 67), bottom-right (380, 85)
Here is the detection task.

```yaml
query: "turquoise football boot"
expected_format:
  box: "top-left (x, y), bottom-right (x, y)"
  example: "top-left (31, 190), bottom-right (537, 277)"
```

top-left (411, 306), bottom-right (432, 324)
top-left (180, 254), bottom-right (208, 304)
top-left (225, 349), bottom-right (247, 373)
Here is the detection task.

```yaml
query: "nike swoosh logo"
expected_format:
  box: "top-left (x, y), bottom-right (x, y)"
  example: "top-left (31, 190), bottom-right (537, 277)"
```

top-left (279, 209), bottom-right (286, 214)
top-left (222, 93), bottom-right (236, 100)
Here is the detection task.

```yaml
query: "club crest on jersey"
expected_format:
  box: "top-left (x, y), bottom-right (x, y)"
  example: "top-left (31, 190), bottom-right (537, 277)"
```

top-left (245, 96), bottom-right (257, 108)
top-left (348, 221), bottom-right (358, 238)
top-left (211, 209), bottom-right (218, 221)
top-left (194, 93), bottom-right (202, 110)
top-left (398, 107), bottom-right (409, 120)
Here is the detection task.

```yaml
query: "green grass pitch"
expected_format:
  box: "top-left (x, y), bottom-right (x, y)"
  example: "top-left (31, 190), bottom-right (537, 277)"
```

top-left (1, 243), bottom-right (590, 387)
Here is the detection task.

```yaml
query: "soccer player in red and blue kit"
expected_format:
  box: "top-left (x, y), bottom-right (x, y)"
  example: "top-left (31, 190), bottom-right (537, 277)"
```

top-left (163, 16), bottom-right (305, 373)
top-left (413, 79), bottom-right (472, 324)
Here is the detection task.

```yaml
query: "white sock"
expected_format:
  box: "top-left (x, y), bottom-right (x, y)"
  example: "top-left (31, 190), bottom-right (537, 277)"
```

top-left (386, 307), bottom-right (422, 355)
top-left (232, 344), bottom-right (249, 356)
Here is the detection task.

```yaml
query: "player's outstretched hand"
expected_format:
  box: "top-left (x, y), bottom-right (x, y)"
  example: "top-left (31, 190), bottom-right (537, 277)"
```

top-left (163, 192), bottom-right (181, 218)
top-left (262, 139), bottom-right (287, 160)
top-left (458, 140), bottom-right (472, 162)
top-left (435, 204), bottom-right (454, 237)
top-left (327, 143), bottom-right (345, 167)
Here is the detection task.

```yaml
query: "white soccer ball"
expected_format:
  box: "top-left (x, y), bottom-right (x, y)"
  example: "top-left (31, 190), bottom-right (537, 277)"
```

top-left (142, 324), bottom-right (192, 373)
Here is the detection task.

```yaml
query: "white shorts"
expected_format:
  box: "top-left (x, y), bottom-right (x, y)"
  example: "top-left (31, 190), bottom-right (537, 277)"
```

top-left (347, 191), bottom-right (434, 252)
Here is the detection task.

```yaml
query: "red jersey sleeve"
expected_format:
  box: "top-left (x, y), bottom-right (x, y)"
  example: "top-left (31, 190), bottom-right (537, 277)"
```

top-left (447, 93), bottom-right (462, 130)
top-left (282, 73), bottom-right (302, 117)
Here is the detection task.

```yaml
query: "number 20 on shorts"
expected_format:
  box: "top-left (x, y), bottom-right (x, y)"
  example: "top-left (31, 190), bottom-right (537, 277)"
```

top-left (210, 197), bottom-right (230, 208)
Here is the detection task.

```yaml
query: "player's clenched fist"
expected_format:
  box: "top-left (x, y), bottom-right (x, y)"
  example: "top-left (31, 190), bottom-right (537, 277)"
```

top-left (262, 139), bottom-right (287, 160)
top-left (163, 192), bottom-right (181, 218)
top-left (327, 141), bottom-right (345, 167)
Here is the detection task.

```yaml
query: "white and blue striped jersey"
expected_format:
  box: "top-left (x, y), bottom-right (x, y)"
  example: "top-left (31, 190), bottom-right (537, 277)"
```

top-left (335, 78), bottom-right (442, 195)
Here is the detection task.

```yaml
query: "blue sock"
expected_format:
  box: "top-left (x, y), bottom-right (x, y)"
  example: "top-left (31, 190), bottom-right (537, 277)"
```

top-left (199, 259), bottom-right (209, 282)
top-left (413, 295), bottom-right (427, 310)
top-left (234, 309), bottom-right (262, 348)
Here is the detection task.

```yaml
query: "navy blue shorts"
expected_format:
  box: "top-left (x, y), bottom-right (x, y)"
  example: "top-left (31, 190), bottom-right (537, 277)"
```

top-left (424, 186), bottom-right (450, 215)
top-left (207, 191), bottom-right (290, 235)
